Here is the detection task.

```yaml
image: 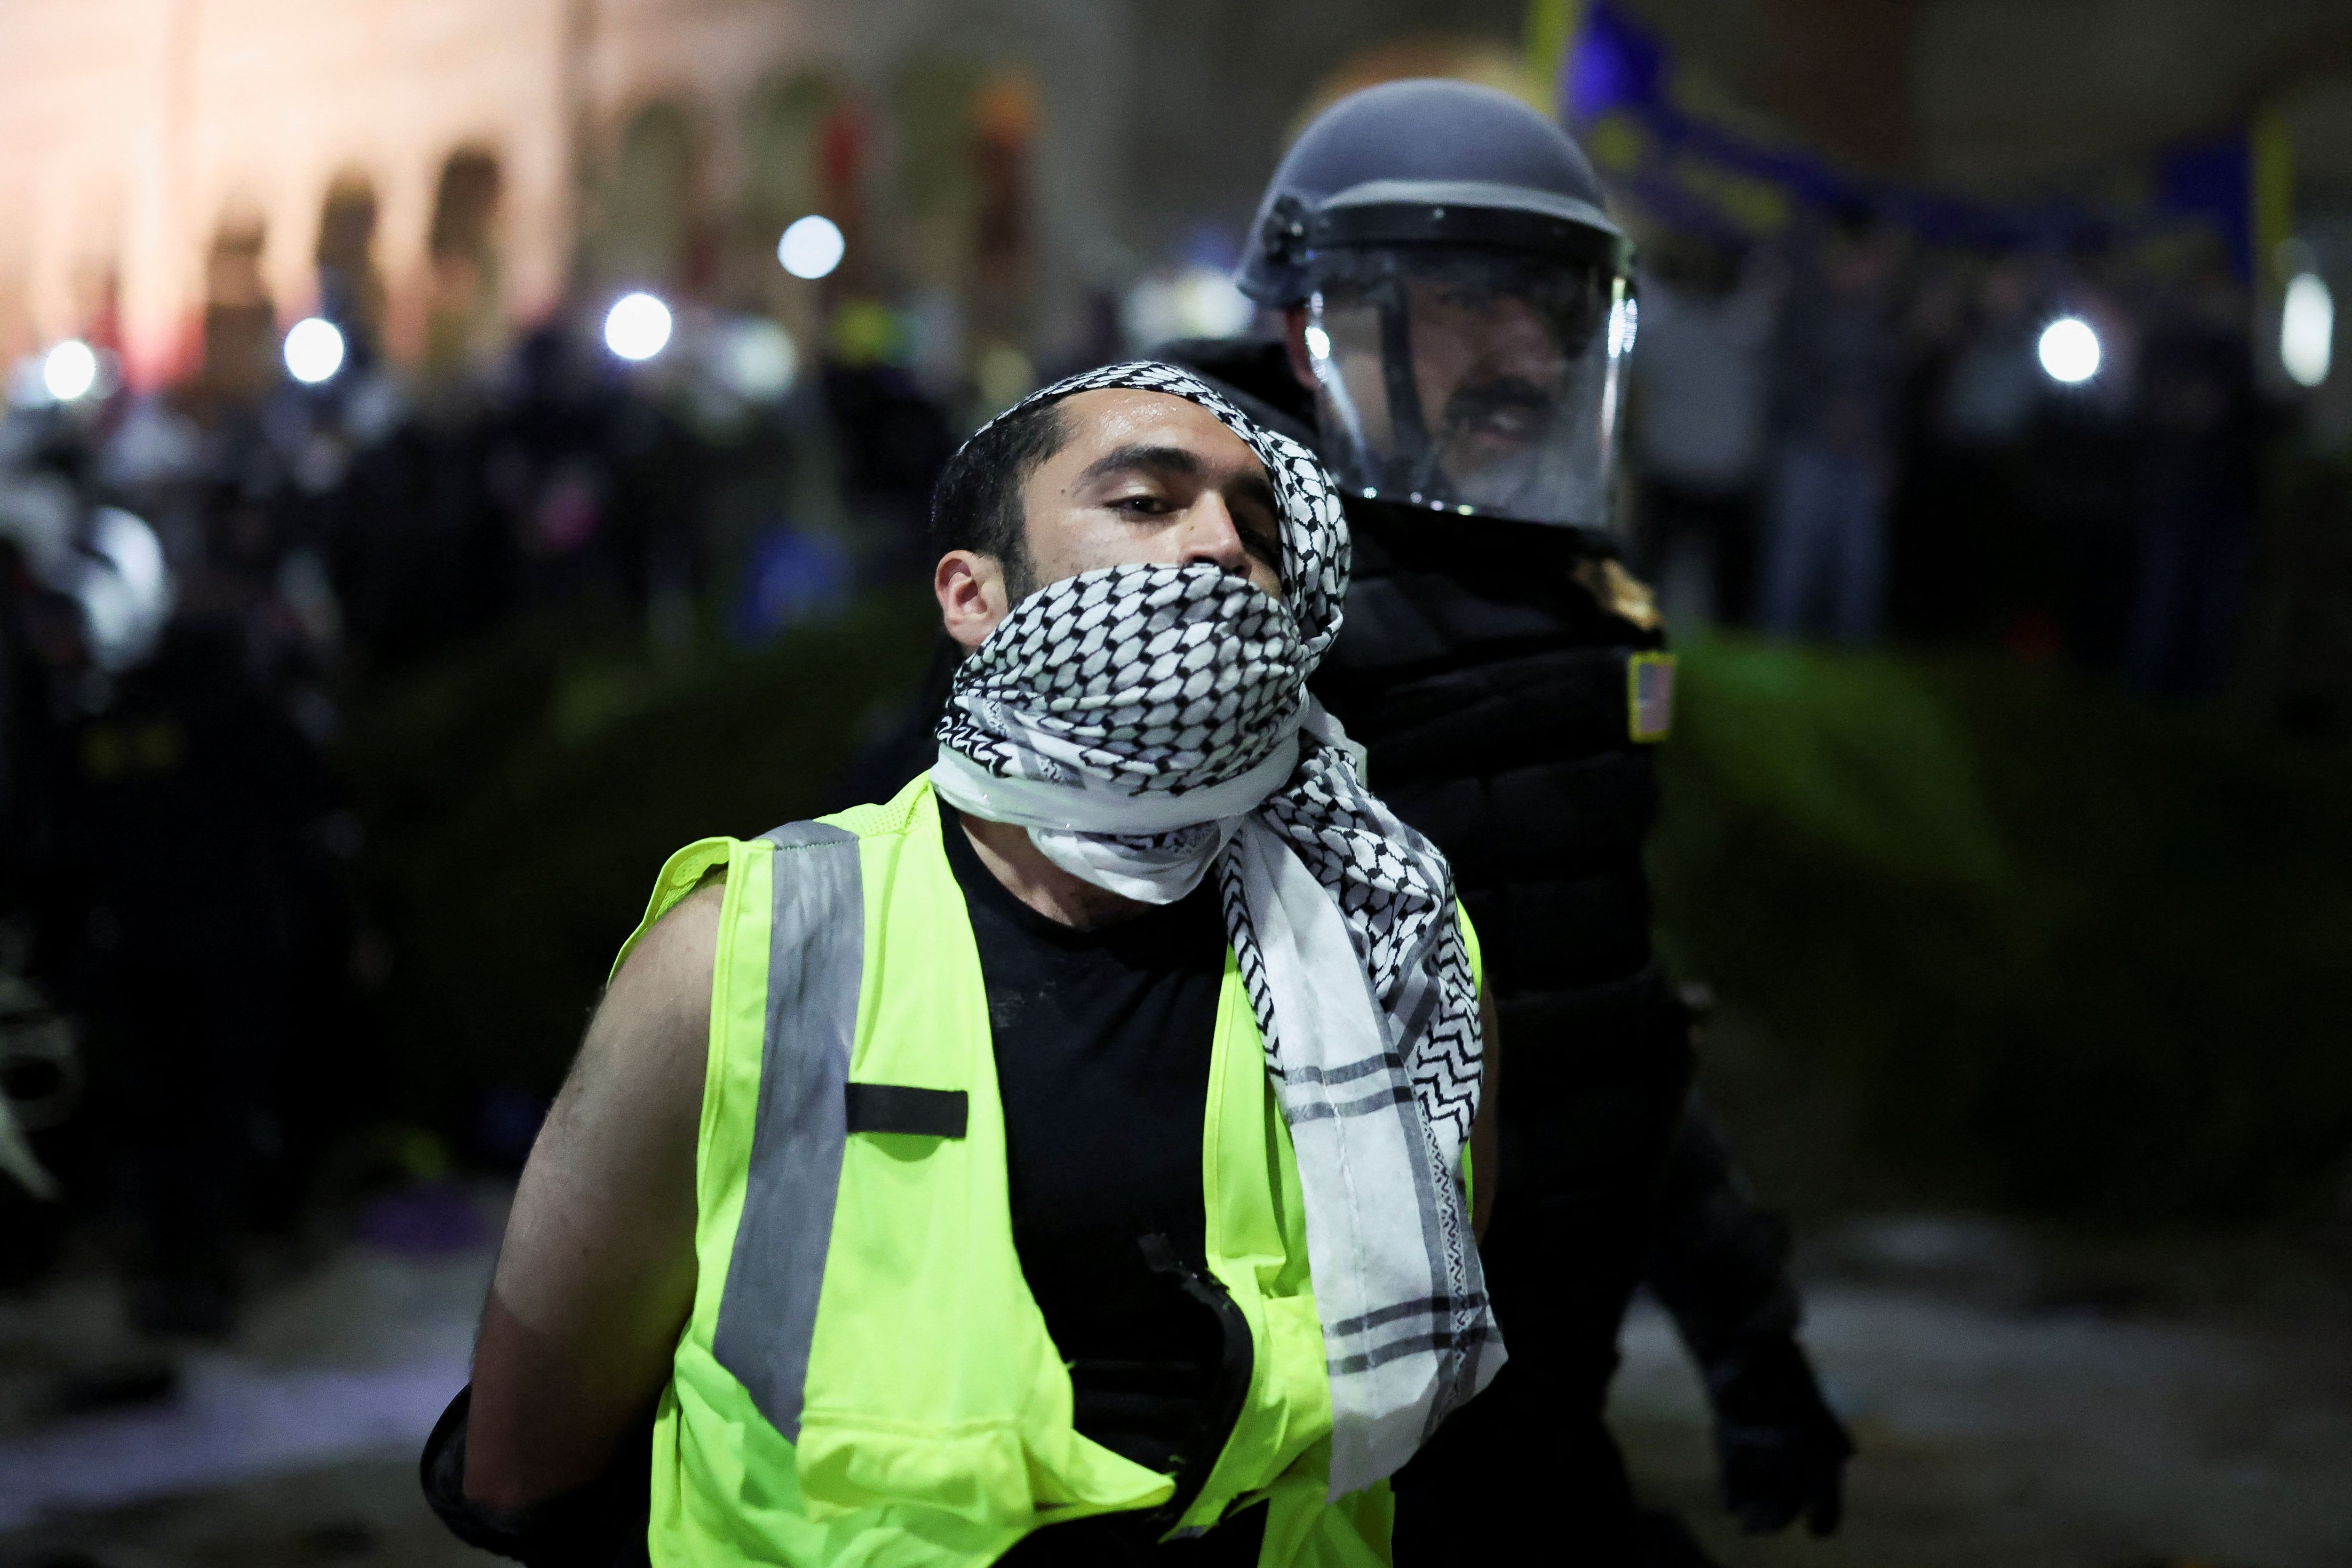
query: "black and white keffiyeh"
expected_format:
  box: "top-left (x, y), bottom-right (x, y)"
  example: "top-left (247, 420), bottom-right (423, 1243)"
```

top-left (929, 361), bottom-right (1505, 1495)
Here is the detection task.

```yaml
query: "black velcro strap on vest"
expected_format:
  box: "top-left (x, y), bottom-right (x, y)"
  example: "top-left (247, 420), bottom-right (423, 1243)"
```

top-left (843, 1082), bottom-right (968, 1139)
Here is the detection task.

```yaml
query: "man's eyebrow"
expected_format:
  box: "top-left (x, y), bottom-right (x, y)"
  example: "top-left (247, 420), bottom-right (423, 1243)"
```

top-left (1075, 443), bottom-right (1206, 485)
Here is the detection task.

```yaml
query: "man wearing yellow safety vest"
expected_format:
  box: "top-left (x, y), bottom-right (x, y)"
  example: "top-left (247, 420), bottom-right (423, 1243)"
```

top-left (422, 361), bottom-right (1507, 1566)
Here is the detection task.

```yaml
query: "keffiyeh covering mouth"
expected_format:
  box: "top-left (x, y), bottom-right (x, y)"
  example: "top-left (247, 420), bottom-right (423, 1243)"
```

top-left (929, 360), bottom-right (1505, 1495)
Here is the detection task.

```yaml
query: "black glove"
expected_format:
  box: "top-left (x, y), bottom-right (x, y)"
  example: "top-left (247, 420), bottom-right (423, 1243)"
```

top-left (1706, 1335), bottom-right (1853, 1536)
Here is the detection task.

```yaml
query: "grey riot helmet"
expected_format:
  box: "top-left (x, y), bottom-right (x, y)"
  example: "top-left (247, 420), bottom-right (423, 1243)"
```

top-left (1240, 80), bottom-right (1636, 533)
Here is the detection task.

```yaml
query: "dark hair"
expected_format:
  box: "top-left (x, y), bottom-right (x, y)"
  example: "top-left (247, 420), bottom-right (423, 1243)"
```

top-left (928, 397), bottom-right (1070, 597)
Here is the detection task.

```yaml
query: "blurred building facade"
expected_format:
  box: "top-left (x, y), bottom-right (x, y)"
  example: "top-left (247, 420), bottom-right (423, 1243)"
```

top-left (16, 0), bottom-right (2348, 398)
top-left (0, 0), bottom-right (578, 388)
top-left (0, 0), bottom-right (1541, 395)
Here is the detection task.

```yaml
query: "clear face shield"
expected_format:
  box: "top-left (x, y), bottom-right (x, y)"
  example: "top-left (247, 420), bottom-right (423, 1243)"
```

top-left (1303, 246), bottom-right (1635, 531)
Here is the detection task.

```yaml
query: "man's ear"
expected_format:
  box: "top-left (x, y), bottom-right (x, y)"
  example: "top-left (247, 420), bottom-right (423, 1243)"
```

top-left (936, 550), bottom-right (1010, 651)
top-left (1283, 305), bottom-right (1315, 391)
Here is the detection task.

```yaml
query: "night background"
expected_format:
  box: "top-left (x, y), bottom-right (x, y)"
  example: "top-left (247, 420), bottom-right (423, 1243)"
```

top-left (1, 0), bottom-right (2350, 1563)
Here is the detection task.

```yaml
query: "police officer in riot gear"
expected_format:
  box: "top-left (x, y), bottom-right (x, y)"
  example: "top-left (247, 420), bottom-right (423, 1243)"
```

top-left (1160, 79), bottom-right (1853, 1562)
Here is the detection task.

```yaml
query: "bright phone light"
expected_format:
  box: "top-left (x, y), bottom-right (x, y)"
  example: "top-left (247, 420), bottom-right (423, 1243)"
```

top-left (604, 292), bottom-right (673, 361)
top-left (284, 317), bottom-right (347, 384)
top-left (719, 318), bottom-right (799, 401)
top-left (778, 215), bottom-right (846, 281)
top-left (2282, 271), bottom-right (2334, 388)
top-left (2037, 316), bottom-right (2101, 385)
top-left (42, 340), bottom-right (98, 402)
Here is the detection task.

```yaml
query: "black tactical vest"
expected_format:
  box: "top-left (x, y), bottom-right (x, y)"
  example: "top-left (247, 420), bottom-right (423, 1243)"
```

top-left (1312, 504), bottom-right (1688, 1093)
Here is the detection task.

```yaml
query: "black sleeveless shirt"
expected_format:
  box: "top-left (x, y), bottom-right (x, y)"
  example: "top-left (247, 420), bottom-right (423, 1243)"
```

top-left (941, 809), bottom-right (1266, 1565)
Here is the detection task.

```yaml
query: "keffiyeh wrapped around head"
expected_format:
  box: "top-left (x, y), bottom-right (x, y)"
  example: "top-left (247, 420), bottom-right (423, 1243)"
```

top-left (929, 360), bottom-right (1505, 1494)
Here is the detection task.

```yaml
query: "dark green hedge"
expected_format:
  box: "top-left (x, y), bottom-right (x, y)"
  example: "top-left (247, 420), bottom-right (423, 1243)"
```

top-left (339, 593), bottom-right (936, 1121)
top-left (1651, 637), bottom-right (2352, 1219)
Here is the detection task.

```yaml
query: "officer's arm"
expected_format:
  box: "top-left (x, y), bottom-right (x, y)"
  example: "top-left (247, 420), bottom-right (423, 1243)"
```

top-left (1472, 983), bottom-right (1500, 1238)
top-left (462, 880), bottom-right (720, 1509)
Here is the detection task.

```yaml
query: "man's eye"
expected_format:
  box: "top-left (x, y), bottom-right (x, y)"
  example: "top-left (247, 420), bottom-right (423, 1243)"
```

top-left (1113, 494), bottom-right (1171, 516)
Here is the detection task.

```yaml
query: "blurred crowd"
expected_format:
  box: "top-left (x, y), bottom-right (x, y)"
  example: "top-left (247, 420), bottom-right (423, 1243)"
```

top-left (1629, 212), bottom-right (2267, 698)
top-left (0, 281), bottom-right (961, 1333)
top-left (0, 204), bottom-right (2288, 1337)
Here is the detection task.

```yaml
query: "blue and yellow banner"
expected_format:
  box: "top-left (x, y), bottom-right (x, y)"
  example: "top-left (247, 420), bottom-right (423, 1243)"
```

top-left (1552, 0), bottom-right (2259, 277)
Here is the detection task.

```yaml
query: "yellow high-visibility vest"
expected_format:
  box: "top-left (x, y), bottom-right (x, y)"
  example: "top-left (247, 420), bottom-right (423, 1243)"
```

top-left (621, 774), bottom-right (1481, 1567)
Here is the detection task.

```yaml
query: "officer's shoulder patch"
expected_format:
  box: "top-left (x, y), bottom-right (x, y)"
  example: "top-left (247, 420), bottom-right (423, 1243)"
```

top-left (1628, 652), bottom-right (1675, 743)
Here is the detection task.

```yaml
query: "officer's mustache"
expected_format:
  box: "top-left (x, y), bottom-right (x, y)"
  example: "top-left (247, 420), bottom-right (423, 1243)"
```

top-left (1439, 378), bottom-right (1557, 440)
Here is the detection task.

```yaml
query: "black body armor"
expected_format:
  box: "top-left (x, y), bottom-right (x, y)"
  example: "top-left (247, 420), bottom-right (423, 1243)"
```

top-left (1163, 338), bottom-right (1846, 1562)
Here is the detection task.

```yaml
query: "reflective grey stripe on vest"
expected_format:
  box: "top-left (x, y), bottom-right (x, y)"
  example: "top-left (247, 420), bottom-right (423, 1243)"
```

top-left (711, 820), bottom-right (861, 1442)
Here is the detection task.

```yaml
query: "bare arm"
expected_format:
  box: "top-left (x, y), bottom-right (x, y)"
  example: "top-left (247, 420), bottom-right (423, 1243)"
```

top-left (1472, 982), bottom-right (1500, 1239)
top-left (462, 880), bottom-right (722, 1509)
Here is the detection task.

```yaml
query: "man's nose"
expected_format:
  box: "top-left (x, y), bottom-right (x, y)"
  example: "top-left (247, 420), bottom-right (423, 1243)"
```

top-left (1478, 306), bottom-right (1562, 380)
top-left (1174, 493), bottom-right (1251, 574)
